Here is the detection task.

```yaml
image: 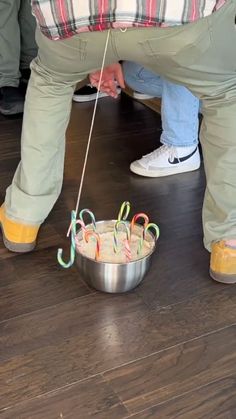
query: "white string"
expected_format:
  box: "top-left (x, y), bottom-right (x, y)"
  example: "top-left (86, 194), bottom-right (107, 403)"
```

top-left (74, 29), bottom-right (111, 217)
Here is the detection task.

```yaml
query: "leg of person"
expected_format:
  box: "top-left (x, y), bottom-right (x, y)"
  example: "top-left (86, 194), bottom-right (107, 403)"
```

top-left (123, 61), bottom-right (160, 100)
top-left (19, 0), bottom-right (38, 82)
top-left (123, 60), bottom-right (162, 97)
top-left (160, 3), bottom-right (236, 282)
top-left (0, 0), bottom-right (25, 115)
top-left (123, 61), bottom-right (200, 177)
top-left (202, 95), bottom-right (236, 283)
top-left (114, 0), bottom-right (236, 281)
top-left (0, 29), bottom-right (118, 252)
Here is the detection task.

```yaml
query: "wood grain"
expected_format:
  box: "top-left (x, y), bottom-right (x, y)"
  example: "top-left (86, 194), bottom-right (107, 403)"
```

top-left (104, 325), bottom-right (236, 413)
top-left (1, 93), bottom-right (236, 418)
top-left (126, 376), bottom-right (236, 419)
top-left (0, 375), bottom-right (128, 419)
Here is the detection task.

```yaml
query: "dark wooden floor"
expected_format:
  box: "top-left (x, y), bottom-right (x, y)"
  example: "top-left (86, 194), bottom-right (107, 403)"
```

top-left (1, 93), bottom-right (236, 419)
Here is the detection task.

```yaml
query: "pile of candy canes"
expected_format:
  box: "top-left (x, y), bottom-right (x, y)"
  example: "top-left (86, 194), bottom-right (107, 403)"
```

top-left (57, 202), bottom-right (160, 268)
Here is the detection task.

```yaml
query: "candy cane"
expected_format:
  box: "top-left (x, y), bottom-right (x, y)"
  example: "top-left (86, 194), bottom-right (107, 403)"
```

top-left (137, 222), bottom-right (160, 255)
top-left (67, 219), bottom-right (86, 239)
top-left (117, 201), bottom-right (131, 222)
top-left (130, 212), bottom-right (149, 232)
top-left (85, 230), bottom-right (101, 261)
top-left (113, 220), bottom-right (131, 262)
top-left (130, 212), bottom-right (149, 252)
top-left (57, 210), bottom-right (76, 268)
top-left (79, 208), bottom-right (96, 231)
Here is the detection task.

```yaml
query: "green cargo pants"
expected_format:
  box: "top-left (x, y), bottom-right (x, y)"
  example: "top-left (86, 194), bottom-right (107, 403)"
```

top-left (4, 0), bottom-right (236, 251)
top-left (0, 0), bottom-right (37, 87)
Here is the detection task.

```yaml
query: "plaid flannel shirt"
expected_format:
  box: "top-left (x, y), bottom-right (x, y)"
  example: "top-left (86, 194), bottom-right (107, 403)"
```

top-left (32, 0), bottom-right (226, 40)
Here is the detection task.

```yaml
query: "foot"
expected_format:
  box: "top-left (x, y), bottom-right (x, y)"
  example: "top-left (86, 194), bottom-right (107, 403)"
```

top-left (73, 84), bottom-right (121, 103)
top-left (210, 240), bottom-right (236, 284)
top-left (133, 91), bottom-right (155, 100)
top-left (0, 86), bottom-right (25, 115)
top-left (130, 145), bottom-right (201, 177)
top-left (0, 205), bottom-right (39, 252)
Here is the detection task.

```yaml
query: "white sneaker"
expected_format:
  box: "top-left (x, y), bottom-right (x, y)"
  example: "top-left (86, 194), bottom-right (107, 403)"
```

top-left (73, 84), bottom-right (121, 103)
top-left (130, 145), bottom-right (201, 177)
top-left (133, 91), bottom-right (155, 100)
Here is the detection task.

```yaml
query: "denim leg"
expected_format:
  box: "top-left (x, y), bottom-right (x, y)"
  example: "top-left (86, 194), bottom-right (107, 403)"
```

top-left (123, 61), bottom-right (163, 97)
top-left (123, 61), bottom-right (200, 148)
top-left (161, 79), bottom-right (200, 147)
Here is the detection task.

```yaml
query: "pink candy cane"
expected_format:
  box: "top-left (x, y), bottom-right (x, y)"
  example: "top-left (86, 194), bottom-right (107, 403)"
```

top-left (130, 212), bottom-right (149, 234)
top-left (85, 230), bottom-right (101, 261)
top-left (114, 220), bottom-right (131, 262)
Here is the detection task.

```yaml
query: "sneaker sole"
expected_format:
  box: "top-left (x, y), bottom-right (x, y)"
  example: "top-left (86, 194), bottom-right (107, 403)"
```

top-left (73, 92), bottom-right (108, 102)
top-left (0, 222), bottom-right (36, 253)
top-left (130, 162), bottom-right (201, 177)
top-left (133, 93), bottom-right (155, 100)
top-left (210, 268), bottom-right (236, 284)
top-left (73, 88), bottom-right (121, 103)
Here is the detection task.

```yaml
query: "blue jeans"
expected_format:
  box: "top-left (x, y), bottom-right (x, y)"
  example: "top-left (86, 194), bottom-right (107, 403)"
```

top-left (123, 61), bottom-right (200, 147)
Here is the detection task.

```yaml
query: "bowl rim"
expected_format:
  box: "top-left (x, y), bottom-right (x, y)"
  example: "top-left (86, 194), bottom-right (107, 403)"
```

top-left (75, 219), bottom-right (157, 266)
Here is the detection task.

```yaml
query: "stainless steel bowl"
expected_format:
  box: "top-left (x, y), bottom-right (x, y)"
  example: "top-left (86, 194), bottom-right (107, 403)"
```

top-left (76, 220), bottom-right (156, 293)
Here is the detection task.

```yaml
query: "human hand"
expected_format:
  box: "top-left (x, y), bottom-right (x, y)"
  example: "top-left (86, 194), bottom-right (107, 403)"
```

top-left (89, 63), bottom-right (125, 98)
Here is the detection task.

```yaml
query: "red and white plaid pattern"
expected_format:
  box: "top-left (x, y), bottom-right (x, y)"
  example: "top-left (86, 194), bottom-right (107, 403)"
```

top-left (32, 0), bottom-right (226, 40)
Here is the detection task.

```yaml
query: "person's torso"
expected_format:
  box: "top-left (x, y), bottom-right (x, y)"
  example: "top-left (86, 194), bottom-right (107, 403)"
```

top-left (32, 0), bottom-right (226, 40)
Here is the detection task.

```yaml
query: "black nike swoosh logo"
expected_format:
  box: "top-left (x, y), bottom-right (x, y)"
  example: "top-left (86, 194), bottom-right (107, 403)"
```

top-left (168, 147), bottom-right (198, 165)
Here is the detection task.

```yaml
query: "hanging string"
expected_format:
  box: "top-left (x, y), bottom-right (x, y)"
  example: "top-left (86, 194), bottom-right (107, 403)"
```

top-left (74, 29), bottom-right (111, 218)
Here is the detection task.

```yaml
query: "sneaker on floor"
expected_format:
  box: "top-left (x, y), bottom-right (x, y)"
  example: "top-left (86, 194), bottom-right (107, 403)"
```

top-left (130, 144), bottom-right (201, 177)
top-left (210, 240), bottom-right (236, 284)
top-left (73, 84), bottom-right (121, 102)
top-left (0, 205), bottom-right (39, 252)
top-left (0, 86), bottom-right (25, 115)
top-left (133, 91), bottom-right (155, 100)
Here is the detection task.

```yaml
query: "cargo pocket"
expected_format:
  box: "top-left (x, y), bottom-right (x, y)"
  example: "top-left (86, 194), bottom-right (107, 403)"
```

top-left (141, 18), bottom-right (211, 68)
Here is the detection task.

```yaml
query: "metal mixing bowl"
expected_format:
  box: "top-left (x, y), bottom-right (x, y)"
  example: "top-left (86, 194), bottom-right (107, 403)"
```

top-left (76, 220), bottom-right (156, 293)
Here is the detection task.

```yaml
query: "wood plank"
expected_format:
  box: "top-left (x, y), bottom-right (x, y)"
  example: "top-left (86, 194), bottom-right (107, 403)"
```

top-left (126, 376), bottom-right (236, 419)
top-left (0, 375), bottom-right (128, 419)
top-left (104, 325), bottom-right (236, 414)
top-left (1, 288), bottom-right (236, 411)
top-left (136, 232), bottom-right (217, 309)
top-left (0, 246), bottom-right (92, 321)
top-left (0, 293), bottom-right (159, 410)
top-left (1, 87), bottom-right (236, 419)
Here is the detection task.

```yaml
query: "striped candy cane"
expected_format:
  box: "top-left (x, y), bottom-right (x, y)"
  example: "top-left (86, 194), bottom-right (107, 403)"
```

top-left (130, 213), bottom-right (149, 254)
top-left (79, 208), bottom-right (96, 231)
top-left (117, 201), bottom-right (131, 222)
top-left (113, 220), bottom-right (131, 262)
top-left (137, 222), bottom-right (160, 255)
top-left (67, 218), bottom-right (86, 239)
top-left (57, 210), bottom-right (77, 268)
top-left (130, 212), bottom-right (149, 233)
top-left (85, 230), bottom-right (101, 261)
top-left (66, 218), bottom-right (88, 251)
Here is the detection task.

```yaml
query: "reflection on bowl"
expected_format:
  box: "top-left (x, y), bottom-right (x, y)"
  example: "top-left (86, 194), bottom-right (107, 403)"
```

top-left (76, 220), bottom-right (156, 293)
